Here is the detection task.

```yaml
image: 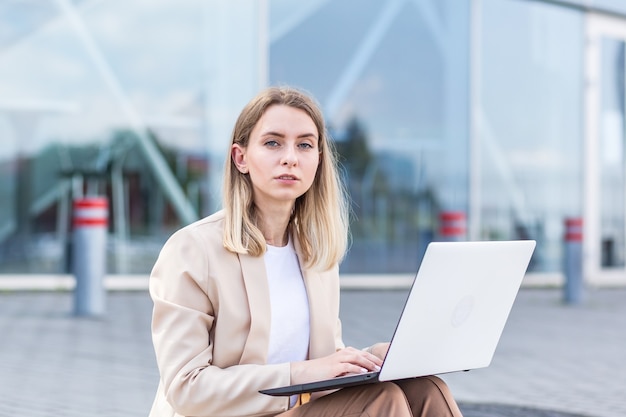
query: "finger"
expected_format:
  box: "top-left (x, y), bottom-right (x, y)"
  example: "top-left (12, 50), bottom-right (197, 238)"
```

top-left (363, 357), bottom-right (382, 371)
top-left (363, 351), bottom-right (383, 366)
top-left (351, 347), bottom-right (383, 368)
top-left (340, 349), bottom-right (381, 372)
top-left (337, 363), bottom-right (370, 377)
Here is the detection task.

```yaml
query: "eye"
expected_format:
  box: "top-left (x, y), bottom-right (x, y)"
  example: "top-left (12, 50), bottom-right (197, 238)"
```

top-left (264, 140), bottom-right (280, 147)
top-left (298, 142), bottom-right (315, 149)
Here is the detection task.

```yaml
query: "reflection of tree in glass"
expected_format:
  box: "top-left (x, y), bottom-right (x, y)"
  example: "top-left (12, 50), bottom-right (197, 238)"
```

top-left (332, 117), bottom-right (439, 273)
top-left (334, 117), bottom-right (372, 179)
top-left (332, 117), bottom-right (379, 239)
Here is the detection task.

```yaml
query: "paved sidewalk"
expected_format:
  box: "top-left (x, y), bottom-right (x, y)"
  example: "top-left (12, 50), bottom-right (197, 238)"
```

top-left (340, 288), bottom-right (626, 417)
top-left (0, 287), bottom-right (624, 417)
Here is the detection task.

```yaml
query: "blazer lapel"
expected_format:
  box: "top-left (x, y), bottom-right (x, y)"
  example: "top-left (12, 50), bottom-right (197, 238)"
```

top-left (237, 236), bottom-right (336, 364)
top-left (302, 268), bottom-right (334, 359)
top-left (238, 253), bottom-right (271, 364)
top-left (295, 240), bottom-right (336, 359)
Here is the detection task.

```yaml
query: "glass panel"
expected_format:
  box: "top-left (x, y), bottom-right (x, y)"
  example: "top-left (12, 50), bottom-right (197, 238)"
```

top-left (0, 1), bottom-right (262, 275)
top-left (480, 0), bottom-right (584, 272)
top-left (599, 37), bottom-right (626, 268)
top-left (270, 0), bottom-right (470, 273)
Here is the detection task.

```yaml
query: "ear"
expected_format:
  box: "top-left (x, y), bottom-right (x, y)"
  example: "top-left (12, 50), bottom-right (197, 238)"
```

top-left (231, 144), bottom-right (248, 174)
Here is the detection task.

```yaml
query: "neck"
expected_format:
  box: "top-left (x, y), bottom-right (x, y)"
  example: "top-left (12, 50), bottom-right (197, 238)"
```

top-left (257, 204), bottom-right (293, 247)
top-left (265, 231), bottom-right (288, 247)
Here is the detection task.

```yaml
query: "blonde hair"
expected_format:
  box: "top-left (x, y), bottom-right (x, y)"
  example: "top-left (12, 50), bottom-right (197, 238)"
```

top-left (222, 86), bottom-right (349, 271)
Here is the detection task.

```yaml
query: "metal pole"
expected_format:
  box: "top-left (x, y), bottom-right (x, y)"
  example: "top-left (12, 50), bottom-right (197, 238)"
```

top-left (72, 197), bottom-right (108, 317)
top-left (563, 217), bottom-right (584, 305)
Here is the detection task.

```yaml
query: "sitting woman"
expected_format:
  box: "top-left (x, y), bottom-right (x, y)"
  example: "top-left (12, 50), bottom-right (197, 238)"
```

top-left (149, 85), bottom-right (464, 417)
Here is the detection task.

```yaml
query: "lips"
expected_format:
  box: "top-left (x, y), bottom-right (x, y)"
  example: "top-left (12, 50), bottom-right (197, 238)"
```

top-left (277, 174), bottom-right (298, 180)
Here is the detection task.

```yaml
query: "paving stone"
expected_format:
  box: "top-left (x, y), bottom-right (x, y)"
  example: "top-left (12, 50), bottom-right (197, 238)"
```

top-left (0, 288), bottom-right (624, 416)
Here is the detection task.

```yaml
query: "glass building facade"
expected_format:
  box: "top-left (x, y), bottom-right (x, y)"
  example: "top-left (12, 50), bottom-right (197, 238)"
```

top-left (1, 0), bottom-right (625, 285)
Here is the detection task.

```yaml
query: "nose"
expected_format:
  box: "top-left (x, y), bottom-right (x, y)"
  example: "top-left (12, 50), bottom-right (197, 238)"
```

top-left (281, 145), bottom-right (298, 166)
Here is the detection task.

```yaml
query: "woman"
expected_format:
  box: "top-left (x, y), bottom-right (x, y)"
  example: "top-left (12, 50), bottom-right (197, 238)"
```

top-left (149, 86), bottom-right (464, 417)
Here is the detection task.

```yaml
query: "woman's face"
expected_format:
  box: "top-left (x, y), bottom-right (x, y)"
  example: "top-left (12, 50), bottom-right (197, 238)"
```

top-left (232, 104), bottom-right (320, 211)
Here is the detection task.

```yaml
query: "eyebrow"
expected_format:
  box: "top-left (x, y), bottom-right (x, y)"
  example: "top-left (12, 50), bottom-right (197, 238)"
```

top-left (261, 130), bottom-right (318, 140)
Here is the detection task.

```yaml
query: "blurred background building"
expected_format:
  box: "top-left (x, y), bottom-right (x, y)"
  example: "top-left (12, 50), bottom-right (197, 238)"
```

top-left (0, 0), bottom-right (625, 286)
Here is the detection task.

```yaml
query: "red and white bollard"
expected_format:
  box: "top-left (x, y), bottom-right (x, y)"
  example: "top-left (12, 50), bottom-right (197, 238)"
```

top-left (438, 211), bottom-right (467, 241)
top-left (563, 217), bottom-right (583, 305)
top-left (72, 197), bottom-right (108, 317)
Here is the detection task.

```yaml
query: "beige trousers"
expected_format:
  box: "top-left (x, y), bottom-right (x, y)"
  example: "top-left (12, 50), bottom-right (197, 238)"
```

top-left (277, 376), bottom-right (463, 417)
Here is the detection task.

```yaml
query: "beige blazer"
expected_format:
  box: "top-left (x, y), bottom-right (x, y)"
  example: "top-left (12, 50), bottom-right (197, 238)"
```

top-left (149, 210), bottom-right (344, 417)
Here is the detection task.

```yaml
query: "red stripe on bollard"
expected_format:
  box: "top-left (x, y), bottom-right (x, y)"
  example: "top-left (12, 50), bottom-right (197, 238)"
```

top-left (440, 227), bottom-right (466, 237)
top-left (73, 198), bottom-right (109, 228)
top-left (73, 198), bottom-right (108, 209)
top-left (564, 218), bottom-right (583, 242)
top-left (74, 218), bottom-right (108, 227)
top-left (439, 211), bottom-right (466, 238)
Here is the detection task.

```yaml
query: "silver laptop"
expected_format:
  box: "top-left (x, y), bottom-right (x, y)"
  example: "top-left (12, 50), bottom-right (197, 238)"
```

top-left (260, 240), bottom-right (536, 397)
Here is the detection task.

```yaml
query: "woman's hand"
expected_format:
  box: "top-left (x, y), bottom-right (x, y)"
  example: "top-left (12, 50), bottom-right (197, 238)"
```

top-left (367, 342), bottom-right (390, 361)
top-left (290, 347), bottom-right (383, 385)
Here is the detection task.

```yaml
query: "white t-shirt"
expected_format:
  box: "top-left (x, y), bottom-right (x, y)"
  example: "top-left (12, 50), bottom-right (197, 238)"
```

top-left (264, 238), bottom-right (310, 367)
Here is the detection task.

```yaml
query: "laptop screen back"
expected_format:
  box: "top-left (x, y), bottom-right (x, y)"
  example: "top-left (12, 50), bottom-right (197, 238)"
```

top-left (379, 240), bottom-right (536, 381)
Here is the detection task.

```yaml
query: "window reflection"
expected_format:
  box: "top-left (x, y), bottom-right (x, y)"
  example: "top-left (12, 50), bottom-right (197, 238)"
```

top-left (271, 0), bottom-right (469, 273)
top-left (479, 0), bottom-right (583, 272)
top-left (0, 0), bottom-right (591, 277)
top-left (0, 1), bottom-right (209, 274)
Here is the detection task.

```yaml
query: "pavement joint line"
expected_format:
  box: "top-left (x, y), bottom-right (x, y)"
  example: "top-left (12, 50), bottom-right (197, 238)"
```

top-left (0, 272), bottom-right (613, 291)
